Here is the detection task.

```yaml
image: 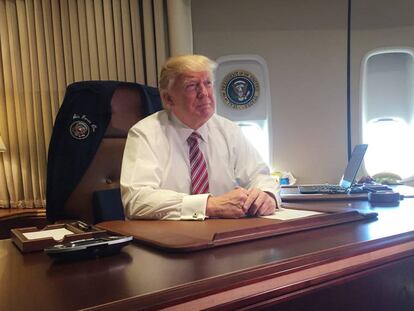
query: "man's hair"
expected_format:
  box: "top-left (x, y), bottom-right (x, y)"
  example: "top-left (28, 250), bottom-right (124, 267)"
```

top-left (159, 54), bottom-right (217, 91)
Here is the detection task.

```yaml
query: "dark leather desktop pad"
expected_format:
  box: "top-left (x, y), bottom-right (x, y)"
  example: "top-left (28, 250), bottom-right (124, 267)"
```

top-left (97, 206), bottom-right (377, 252)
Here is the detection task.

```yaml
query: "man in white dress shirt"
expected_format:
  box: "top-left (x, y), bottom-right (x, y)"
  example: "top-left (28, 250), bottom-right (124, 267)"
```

top-left (120, 54), bottom-right (280, 220)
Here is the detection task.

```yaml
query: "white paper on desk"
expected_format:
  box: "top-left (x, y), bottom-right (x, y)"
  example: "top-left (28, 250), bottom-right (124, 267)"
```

top-left (23, 228), bottom-right (75, 241)
top-left (261, 208), bottom-right (322, 221)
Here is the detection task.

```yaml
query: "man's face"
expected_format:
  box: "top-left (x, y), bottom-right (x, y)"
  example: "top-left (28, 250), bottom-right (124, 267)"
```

top-left (164, 71), bottom-right (215, 129)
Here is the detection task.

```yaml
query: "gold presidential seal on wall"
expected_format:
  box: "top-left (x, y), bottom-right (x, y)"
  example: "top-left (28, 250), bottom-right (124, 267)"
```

top-left (220, 70), bottom-right (260, 109)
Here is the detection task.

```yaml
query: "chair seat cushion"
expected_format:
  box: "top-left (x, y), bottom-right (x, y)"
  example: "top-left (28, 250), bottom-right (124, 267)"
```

top-left (92, 188), bottom-right (125, 224)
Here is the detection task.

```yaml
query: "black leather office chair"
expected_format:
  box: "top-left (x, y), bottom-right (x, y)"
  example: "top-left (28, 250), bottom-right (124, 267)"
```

top-left (46, 81), bottom-right (162, 224)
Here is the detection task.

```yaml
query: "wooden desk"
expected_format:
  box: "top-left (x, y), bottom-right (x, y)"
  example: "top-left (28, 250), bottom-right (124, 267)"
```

top-left (2, 198), bottom-right (414, 310)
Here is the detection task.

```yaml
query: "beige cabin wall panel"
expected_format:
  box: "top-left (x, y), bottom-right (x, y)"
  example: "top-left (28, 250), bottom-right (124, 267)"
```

top-left (192, 0), bottom-right (348, 183)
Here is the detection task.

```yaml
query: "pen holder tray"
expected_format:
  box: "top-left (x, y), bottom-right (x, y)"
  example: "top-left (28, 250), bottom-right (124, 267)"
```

top-left (11, 223), bottom-right (107, 253)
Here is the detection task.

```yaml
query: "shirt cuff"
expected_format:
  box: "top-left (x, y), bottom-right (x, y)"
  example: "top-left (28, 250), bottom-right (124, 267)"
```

top-left (181, 193), bottom-right (210, 220)
top-left (263, 188), bottom-right (282, 208)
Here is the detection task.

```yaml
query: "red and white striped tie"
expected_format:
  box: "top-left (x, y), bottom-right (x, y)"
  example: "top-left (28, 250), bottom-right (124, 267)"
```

top-left (187, 132), bottom-right (209, 194)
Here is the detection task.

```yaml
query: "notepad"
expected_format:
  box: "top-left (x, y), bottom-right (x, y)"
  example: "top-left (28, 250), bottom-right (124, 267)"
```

top-left (261, 208), bottom-right (322, 221)
top-left (23, 228), bottom-right (74, 241)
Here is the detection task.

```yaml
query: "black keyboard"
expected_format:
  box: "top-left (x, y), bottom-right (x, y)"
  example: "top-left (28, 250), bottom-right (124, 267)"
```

top-left (298, 185), bottom-right (348, 194)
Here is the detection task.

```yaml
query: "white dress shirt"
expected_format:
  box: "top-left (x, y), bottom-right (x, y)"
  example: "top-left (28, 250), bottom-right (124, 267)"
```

top-left (120, 110), bottom-right (280, 220)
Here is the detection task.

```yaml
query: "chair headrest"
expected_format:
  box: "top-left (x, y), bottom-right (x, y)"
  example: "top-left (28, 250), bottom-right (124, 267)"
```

top-left (105, 86), bottom-right (145, 138)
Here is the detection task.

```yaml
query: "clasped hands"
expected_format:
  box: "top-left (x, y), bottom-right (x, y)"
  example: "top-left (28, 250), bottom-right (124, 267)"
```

top-left (206, 187), bottom-right (277, 218)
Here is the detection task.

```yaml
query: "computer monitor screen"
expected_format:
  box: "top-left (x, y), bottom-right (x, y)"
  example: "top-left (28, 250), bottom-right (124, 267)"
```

top-left (340, 144), bottom-right (368, 188)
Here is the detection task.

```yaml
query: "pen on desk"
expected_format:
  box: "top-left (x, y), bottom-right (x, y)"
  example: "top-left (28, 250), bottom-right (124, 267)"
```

top-left (76, 221), bottom-right (91, 231)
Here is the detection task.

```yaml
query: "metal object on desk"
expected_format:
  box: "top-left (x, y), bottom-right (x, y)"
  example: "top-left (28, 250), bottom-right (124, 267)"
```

top-left (44, 235), bottom-right (133, 259)
top-left (368, 191), bottom-right (401, 203)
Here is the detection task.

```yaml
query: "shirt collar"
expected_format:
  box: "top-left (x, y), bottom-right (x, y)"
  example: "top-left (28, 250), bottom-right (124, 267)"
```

top-left (169, 112), bottom-right (209, 143)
